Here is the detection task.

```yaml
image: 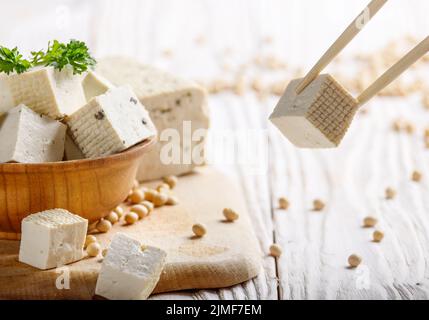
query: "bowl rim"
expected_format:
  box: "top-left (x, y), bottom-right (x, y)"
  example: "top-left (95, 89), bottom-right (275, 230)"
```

top-left (0, 136), bottom-right (157, 173)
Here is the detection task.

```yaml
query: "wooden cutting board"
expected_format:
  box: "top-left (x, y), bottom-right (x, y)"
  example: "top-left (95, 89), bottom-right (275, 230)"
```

top-left (0, 167), bottom-right (262, 299)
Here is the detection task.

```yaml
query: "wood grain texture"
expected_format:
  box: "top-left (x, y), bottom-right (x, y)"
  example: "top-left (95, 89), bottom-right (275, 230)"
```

top-left (0, 167), bottom-right (262, 299)
top-left (0, 138), bottom-right (156, 238)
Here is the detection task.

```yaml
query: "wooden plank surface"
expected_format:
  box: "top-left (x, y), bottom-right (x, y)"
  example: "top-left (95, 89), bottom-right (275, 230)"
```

top-left (0, 167), bottom-right (262, 300)
top-left (1, 0), bottom-right (429, 300)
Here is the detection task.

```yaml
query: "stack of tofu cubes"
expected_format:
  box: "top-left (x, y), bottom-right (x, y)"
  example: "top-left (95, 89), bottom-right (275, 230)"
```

top-left (0, 65), bottom-right (157, 164)
top-left (1, 66), bottom-right (165, 299)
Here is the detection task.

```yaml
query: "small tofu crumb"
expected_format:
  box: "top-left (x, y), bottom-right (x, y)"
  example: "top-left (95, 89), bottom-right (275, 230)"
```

top-left (223, 208), bottom-right (239, 222)
top-left (313, 199), bottom-right (325, 211)
top-left (102, 249), bottom-right (108, 257)
top-left (373, 230), bottom-right (384, 242)
top-left (87, 242), bottom-right (101, 257)
top-left (278, 197), bottom-right (289, 210)
top-left (385, 187), bottom-right (396, 200)
top-left (269, 244), bottom-right (282, 257)
top-left (348, 254), bottom-right (362, 268)
top-left (192, 224), bottom-right (206, 237)
top-left (412, 170), bottom-right (422, 182)
top-left (96, 219), bottom-right (112, 233)
top-left (363, 216), bottom-right (378, 228)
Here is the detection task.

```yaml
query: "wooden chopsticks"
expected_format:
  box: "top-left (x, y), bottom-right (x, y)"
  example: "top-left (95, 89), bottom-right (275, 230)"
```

top-left (296, 0), bottom-right (388, 94)
top-left (357, 36), bottom-right (429, 106)
top-left (295, 0), bottom-right (428, 107)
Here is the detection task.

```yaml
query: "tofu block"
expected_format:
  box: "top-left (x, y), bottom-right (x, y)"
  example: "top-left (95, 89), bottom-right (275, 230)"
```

top-left (0, 104), bottom-right (67, 163)
top-left (82, 71), bottom-right (113, 101)
top-left (19, 209), bottom-right (88, 270)
top-left (270, 74), bottom-right (358, 148)
top-left (64, 133), bottom-right (85, 161)
top-left (66, 86), bottom-right (156, 158)
top-left (2, 66), bottom-right (86, 119)
top-left (0, 74), bottom-right (14, 115)
top-left (97, 57), bottom-right (209, 181)
top-left (95, 233), bottom-right (167, 300)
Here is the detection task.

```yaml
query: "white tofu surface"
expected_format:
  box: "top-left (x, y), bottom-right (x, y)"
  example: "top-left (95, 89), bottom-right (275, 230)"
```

top-left (3, 66), bottom-right (86, 119)
top-left (95, 233), bottom-right (167, 300)
top-left (0, 74), bottom-right (14, 115)
top-left (67, 86), bottom-right (157, 158)
top-left (19, 209), bottom-right (88, 270)
top-left (82, 71), bottom-right (113, 102)
top-left (64, 133), bottom-right (85, 161)
top-left (0, 104), bottom-right (67, 163)
top-left (270, 74), bottom-right (358, 148)
top-left (97, 57), bottom-right (209, 181)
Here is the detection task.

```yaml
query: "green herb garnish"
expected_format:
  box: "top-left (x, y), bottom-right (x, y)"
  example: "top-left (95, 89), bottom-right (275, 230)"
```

top-left (32, 39), bottom-right (96, 75)
top-left (0, 46), bottom-right (31, 75)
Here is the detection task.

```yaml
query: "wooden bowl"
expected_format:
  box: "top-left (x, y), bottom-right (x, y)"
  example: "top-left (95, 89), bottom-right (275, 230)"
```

top-left (0, 137), bottom-right (156, 240)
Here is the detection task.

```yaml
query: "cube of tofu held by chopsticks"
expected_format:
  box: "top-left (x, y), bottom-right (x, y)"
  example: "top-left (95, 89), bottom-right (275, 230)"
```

top-left (66, 86), bottom-right (157, 158)
top-left (95, 233), bottom-right (167, 300)
top-left (270, 74), bottom-right (358, 148)
top-left (0, 104), bottom-right (66, 163)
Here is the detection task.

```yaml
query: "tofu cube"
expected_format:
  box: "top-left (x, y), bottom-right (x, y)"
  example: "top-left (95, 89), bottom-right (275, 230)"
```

top-left (66, 86), bottom-right (157, 158)
top-left (19, 209), bottom-right (88, 270)
top-left (3, 67), bottom-right (86, 119)
top-left (270, 74), bottom-right (358, 148)
top-left (0, 74), bottom-right (14, 115)
top-left (0, 104), bottom-right (66, 163)
top-left (95, 233), bottom-right (167, 300)
top-left (64, 133), bottom-right (85, 161)
top-left (97, 57), bottom-right (209, 181)
top-left (82, 71), bottom-right (113, 102)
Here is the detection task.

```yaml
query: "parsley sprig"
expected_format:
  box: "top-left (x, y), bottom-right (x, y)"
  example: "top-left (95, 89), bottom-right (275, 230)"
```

top-left (0, 40), bottom-right (96, 75)
top-left (0, 46), bottom-right (31, 74)
top-left (32, 40), bottom-right (96, 74)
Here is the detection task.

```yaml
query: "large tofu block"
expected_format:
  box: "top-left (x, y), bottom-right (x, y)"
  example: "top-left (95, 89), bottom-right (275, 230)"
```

top-left (19, 209), bottom-right (88, 270)
top-left (97, 57), bottom-right (209, 181)
top-left (66, 86), bottom-right (156, 158)
top-left (95, 233), bottom-right (167, 300)
top-left (0, 104), bottom-right (66, 163)
top-left (270, 74), bottom-right (358, 148)
top-left (2, 66), bottom-right (86, 119)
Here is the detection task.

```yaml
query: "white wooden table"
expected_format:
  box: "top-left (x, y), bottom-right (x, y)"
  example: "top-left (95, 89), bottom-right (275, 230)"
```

top-left (1, 0), bottom-right (429, 300)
